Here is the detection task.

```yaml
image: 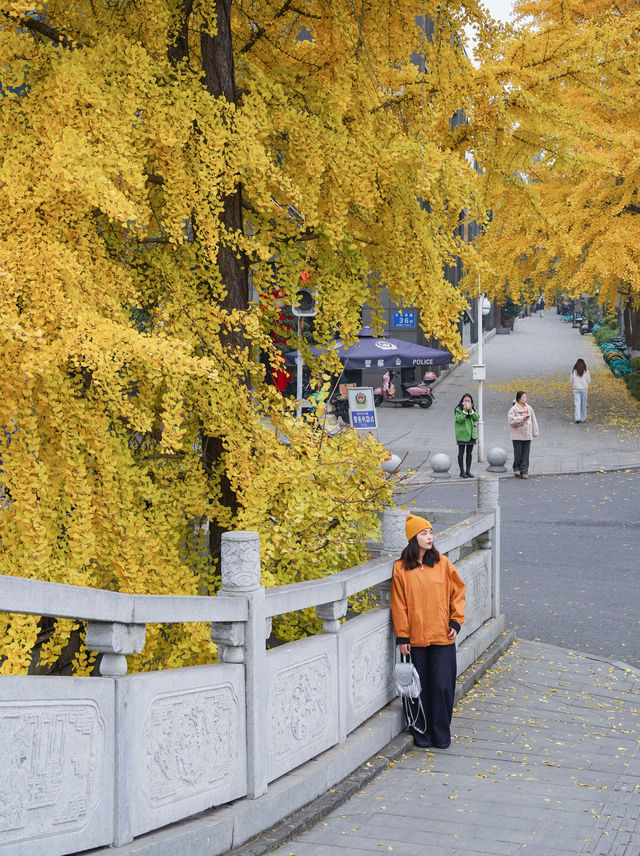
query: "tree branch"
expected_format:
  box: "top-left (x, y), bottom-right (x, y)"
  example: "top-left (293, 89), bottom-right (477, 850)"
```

top-left (14, 15), bottom-right (77, 49)
top-left (239, 0), bottom-right (297, 54)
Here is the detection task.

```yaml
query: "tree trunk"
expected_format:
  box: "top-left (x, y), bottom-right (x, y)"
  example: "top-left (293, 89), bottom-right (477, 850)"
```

top-left (200, 2), bottom-right (249, 327)
top-left (200, 1), bottom-right (249, 567)
top-left (626, 303), bottom-right (640, 350)
top-left (168, 1), bottom-right (249, 570)
top-left (168, 0), bottom-right (194, 64)
top-left (494, 300), bottom-right (502, 329)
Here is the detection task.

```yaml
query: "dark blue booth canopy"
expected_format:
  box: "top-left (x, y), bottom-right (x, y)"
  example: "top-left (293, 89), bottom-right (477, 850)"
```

top-left (284, 329), bottom-right (452, 369)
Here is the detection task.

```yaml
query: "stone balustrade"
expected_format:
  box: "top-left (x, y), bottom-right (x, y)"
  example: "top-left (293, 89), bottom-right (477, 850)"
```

top-left (0, 476), bottom-right (503, 856)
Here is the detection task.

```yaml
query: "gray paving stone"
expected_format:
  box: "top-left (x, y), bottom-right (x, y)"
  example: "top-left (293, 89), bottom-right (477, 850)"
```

top-left (266, 642), bottom-right (640, 856)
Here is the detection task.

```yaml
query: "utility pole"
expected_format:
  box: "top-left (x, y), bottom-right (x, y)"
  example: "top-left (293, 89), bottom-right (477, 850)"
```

top-left (296, 316), bottom-right (304, 419)
top-left (473, 276), bottom-right (491, 463)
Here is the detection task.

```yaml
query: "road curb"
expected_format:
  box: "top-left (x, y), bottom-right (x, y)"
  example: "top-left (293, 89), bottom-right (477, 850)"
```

top-left (420, 462), bottom-right (640, 484)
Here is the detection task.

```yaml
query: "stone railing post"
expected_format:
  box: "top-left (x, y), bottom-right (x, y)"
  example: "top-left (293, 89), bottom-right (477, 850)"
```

top-left (382, 508), bottom-right (407, 557)
top-left (476, 475), bottom-right (500, 617)
top-left (377, 508), bottom-right (407, 604)
top-left (217, 530), bottom-right (267, 799)
top-left (86, 622), bottom-right (146, 847)
top-left (86, 621), bottom-right (146, 676)
top-left (317, 597), bottom-right (349, 740)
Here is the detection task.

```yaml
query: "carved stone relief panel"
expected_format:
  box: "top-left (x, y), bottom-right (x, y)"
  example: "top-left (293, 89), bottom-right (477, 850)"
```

top-left (267, 643), bottom-right (338, 781)
top-left (457, 552), bottom-right (490, 641)
top-left (350, 624), bottom-right (394, 714)
top-left (341, 609), bottom-right (395, 733)
top-left (270, 655), bottom-right (329, 756)
top-left (143, 685), bottom-right (238, 806)
top-left (0, 699), bottom-right (106, 851)
top-left (123, 665), bottom-right (247, 839)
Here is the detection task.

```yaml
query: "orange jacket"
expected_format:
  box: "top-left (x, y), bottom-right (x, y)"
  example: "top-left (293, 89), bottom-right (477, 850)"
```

top-left (390, 556), bottom-right (466, 646)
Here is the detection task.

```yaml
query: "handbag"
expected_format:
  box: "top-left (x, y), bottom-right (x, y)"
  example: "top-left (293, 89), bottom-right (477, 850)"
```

top-left (394, 651), bottom-right (428, 734)
top-left (393, 652), bottom-right (421, 699)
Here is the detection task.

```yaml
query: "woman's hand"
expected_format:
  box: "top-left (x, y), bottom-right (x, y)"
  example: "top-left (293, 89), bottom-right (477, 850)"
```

top-left (399, 643), bottom-right (411, 656)
top-left (447, 627), bottom-right (458, 641)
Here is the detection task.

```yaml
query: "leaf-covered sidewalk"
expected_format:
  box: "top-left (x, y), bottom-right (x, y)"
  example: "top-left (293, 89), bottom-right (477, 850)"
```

top-left (379, 313), bottom-right (640, 475)
top-left (269, 640), bottom-right (640, 856)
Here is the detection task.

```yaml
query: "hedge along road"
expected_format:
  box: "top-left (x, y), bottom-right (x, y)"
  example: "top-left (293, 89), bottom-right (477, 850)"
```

top-left (412, 470), bottom-right (640, 669)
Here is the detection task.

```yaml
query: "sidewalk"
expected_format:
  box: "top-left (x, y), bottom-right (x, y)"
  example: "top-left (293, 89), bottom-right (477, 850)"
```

top-left (266, 639), bottom-right (640, 856)
top-left (377, 313), bottom-right (640, 477)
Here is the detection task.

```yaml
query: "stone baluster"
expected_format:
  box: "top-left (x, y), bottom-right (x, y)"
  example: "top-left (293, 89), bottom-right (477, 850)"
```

top-left (316, 598), bottom-right (348, 633)
top-left (476, 475), bottom-right (501, 617)
top-left (375, 578), bottom-right (392, 605)
top-left (210, 621), bottom-right (245, 663)
top-left (216, 530), bottom-right (267, 799)
top-left (86, 621), bottom-right (146, 677)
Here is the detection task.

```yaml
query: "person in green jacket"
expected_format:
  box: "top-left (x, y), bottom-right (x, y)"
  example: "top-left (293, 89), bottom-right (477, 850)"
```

top-left (454, 393), bottom-right (479, 478)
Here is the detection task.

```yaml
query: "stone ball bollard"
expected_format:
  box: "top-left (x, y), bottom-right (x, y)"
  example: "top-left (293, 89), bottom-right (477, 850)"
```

top-left (381, 452), bottom-right (402, 473)
top-left (487, 446), bottom-right (508, 473)
top-left (430, 452), bottom-right (451, 479)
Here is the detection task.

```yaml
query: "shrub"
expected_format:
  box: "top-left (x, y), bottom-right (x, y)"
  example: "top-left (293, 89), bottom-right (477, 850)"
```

top-left (593, 325), bottom-right (617, 347)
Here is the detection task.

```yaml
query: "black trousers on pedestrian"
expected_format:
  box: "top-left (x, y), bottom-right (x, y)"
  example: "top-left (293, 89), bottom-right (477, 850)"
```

top-left (512, 439), bottom-right (531, 474)
top-left (457, 443), bottom-right (474, 474)
top-left (408, 643), bottom-right (457, 748)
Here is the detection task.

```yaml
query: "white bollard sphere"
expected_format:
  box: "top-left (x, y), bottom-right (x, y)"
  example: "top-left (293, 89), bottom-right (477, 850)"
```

top-left (487, 446), bottom-right (508, 472)
top-left (431, 452), bottom-right (451, 478)
top-left (381, 453), bottom-right (402, 473)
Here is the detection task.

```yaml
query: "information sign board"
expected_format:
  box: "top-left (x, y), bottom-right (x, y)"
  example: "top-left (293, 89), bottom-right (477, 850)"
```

top-left (347, 387), bottom-right (379, 437)
top-left (392, 311), bottom-right (416, 329)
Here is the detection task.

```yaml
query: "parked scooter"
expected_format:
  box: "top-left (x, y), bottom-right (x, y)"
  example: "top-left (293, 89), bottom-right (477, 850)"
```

top-left (373, 370), bottom-right (436, 408)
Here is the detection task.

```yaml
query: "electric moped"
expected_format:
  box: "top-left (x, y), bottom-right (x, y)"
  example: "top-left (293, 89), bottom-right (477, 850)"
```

top-left (373, 370), bottom-right (436, 408)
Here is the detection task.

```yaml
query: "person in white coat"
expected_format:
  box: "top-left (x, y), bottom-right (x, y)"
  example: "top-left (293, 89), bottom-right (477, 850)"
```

top-left (570, 358), bottom-right (591, 423)
top-left (507, 391), bottom-right (539, 479)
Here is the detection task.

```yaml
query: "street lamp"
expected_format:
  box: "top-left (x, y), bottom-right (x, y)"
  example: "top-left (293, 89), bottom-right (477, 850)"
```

top-left (472, 278), bottom-right (492, 462)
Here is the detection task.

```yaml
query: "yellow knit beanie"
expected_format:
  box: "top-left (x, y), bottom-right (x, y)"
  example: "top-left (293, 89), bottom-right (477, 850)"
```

top-left (405, 514), bottom-right (432, 542)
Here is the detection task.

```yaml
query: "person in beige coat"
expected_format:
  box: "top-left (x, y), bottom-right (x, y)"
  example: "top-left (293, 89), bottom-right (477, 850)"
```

top-left (507, 390), bottom-right (539, 478)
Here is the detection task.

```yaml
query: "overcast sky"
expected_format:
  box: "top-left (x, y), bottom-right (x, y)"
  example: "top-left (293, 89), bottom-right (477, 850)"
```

top-left (465, 0), bottom-right (517, 63)
top-left (484, 0), bottom-right (515, 22)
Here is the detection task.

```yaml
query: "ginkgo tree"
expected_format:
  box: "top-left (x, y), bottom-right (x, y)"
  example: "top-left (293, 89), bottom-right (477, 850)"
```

top-left (465, 0), bottom-right (640, 339)
top-left (0, 0), bottom-right (489, 673)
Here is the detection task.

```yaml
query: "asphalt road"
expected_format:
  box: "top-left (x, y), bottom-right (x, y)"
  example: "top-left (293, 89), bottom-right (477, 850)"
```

top-left (414, 470), bottom-right (640, 668)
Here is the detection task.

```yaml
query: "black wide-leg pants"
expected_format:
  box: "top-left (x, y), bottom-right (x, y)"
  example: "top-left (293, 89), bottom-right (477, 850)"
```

top-left (409, 643), bottom-right (457, 748)
top-left (512, 439), bottom-right (531, 474)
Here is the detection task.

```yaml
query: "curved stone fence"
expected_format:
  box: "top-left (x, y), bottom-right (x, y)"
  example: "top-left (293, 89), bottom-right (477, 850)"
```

top-left (0, 477), bottom-right (502, 856)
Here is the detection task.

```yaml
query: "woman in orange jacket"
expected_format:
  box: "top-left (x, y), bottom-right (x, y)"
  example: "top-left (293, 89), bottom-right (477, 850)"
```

top-left (391, 514), bottom-right (466, 749)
